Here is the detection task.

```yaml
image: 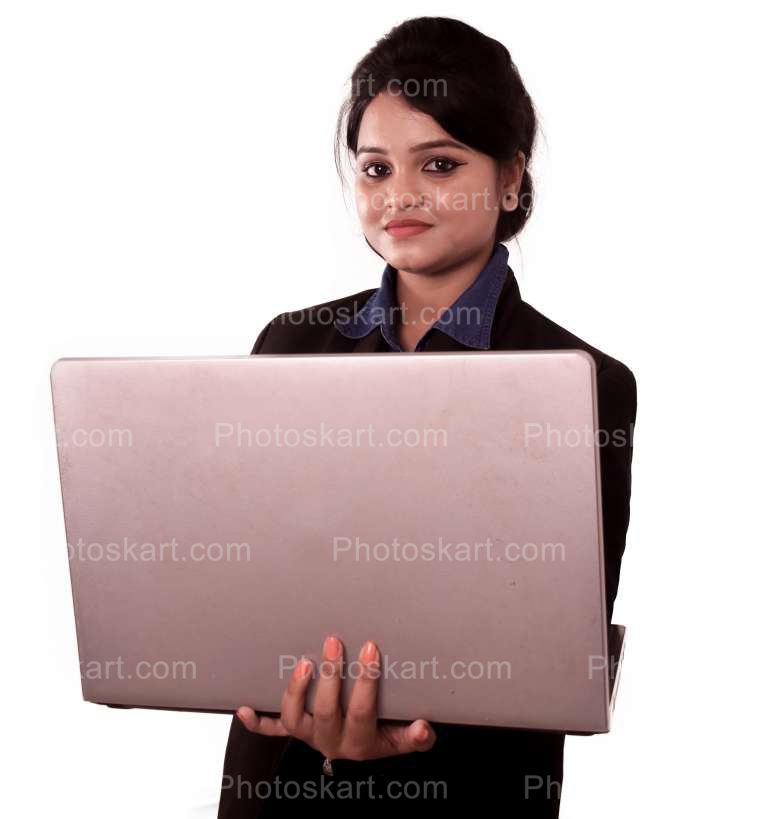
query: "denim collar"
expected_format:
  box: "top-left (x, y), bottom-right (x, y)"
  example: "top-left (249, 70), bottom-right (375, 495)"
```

top-left (334, 242), bottom-right (510, 351)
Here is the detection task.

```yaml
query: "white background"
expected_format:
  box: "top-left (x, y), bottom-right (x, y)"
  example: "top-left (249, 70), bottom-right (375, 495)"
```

top-left (2, 1), bottom-right (768, 816)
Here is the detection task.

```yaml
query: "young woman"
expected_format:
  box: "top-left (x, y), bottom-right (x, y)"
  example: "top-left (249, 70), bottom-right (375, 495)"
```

top-left (218, 16), bottom-right (636, 819)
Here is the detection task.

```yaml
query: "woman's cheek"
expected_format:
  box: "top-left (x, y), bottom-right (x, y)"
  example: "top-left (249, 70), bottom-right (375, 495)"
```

top-left (354, 187), bottom-right (378, 226)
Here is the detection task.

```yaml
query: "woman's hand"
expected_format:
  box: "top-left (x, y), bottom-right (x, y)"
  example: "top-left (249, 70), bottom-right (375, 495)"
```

top-left (236, 635), bottom-right (436, 762)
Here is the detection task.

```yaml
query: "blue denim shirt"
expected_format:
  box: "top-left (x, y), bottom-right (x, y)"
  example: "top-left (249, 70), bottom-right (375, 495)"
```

top-left (334, 242), bottom-right (510, 351)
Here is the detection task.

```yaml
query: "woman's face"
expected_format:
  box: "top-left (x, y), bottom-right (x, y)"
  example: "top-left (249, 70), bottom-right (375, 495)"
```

top-left (354, 90), bottom-right (524, 274)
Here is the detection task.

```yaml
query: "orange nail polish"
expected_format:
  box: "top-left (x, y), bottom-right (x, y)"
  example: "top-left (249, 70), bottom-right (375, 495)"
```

top-left (324, 636), bottom-right (341, 660)
top-left (362, 640), bottom-right (377, 663)
top-left (293, 658), bottom-right (310, 680)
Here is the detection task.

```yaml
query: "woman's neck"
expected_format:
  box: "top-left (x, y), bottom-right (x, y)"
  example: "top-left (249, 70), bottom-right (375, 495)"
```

top-left (394, 242), bottom-right (495, 351)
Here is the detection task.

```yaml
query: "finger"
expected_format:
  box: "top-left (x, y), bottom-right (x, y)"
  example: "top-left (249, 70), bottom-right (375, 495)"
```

top-left (342, 640), bottom-right (380, 757)
top-left (376, 718), bottom-right (437, 757)
top-left (236, 705), bottom-right (290, 737)
top-left (312, 635), bottom-right (345, 754)
top-left (280, 656), bottom-right (315, 738)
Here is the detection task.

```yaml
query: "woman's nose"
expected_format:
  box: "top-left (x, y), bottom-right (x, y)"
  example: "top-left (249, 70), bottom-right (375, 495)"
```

top-left (382, 171), bottom-right (428, 212)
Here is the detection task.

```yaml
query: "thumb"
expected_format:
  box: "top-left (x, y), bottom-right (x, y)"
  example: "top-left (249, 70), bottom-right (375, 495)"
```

top-left (379, 718), bottom-right (437, 755)
top-left (406, 719), bottom-right (436, 751)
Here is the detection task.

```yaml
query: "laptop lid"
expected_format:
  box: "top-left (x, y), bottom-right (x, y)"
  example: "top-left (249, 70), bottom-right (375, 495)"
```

top-left (51, 350), bottom-right (616, 733)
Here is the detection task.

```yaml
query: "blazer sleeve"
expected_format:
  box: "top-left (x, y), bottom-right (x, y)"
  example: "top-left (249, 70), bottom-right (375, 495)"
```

top-left (596, 358), bottom-right (637, 624)
top-left (250, 315), bottom-right (279, 355)
top-left (217, 716), bottom-right (290, 818)
top-left (217, 317), bottom-right (291, 819)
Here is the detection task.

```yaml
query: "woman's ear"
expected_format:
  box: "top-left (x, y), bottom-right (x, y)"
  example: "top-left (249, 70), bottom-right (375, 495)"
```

top-left (499, 151), bottom-right (527, 211)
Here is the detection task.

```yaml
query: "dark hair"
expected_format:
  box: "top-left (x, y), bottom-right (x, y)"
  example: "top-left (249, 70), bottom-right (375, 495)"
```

top-left (334, 16), bottom-right (540, 243)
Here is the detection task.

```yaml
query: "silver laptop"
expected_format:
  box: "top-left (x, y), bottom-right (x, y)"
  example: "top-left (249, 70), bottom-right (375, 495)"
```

top-left (50, 350), bottom-right (625, 734)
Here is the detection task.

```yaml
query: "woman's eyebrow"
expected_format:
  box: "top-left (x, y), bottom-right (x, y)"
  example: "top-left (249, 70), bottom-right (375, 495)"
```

top-left (356, 139), bottom-right (471, 157)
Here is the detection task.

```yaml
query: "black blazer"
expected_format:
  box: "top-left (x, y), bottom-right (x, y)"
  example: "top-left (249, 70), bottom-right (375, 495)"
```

top-left (218, 264), bottom-right (637, 817)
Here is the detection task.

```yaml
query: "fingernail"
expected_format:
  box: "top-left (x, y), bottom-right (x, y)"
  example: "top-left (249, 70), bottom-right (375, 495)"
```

top-left (324, 636), bottom-right (341, 660)
top-left (293, 657), bottom-right (311, 680)
top-left (416, 723), bottom-right (428, 741)
top-left (361, 640), bottom-right (377, 663)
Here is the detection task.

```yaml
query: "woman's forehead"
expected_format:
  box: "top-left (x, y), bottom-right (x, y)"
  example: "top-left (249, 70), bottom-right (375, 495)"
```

top-left (356, 94), bottom-right (464, 155)
top-left (358, 93), bottom-right (441, 138)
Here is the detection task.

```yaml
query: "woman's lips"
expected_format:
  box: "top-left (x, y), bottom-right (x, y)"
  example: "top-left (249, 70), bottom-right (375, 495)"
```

top-left (385, 224), bottom-right (432, 238)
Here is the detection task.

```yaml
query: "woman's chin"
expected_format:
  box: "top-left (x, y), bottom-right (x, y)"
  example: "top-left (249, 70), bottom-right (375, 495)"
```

top-left (381, 232), bottom-right (442, 272)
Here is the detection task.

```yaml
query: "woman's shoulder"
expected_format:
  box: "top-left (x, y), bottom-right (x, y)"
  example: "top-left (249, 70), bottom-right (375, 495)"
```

top-left (513, 299), bottom-right (634, 374)
top-left (506, 299), bottom-right (637, 415)
top-left (249, 286), bottom-right (377, 354)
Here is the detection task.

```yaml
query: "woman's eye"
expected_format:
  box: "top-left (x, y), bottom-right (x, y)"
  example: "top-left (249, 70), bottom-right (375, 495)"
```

top-left (424, 157), bottom-right (460, 173)
top-left (361, 157), bottom-right (461, 178)
top-left (363, 163), bottom-right (390, 178)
